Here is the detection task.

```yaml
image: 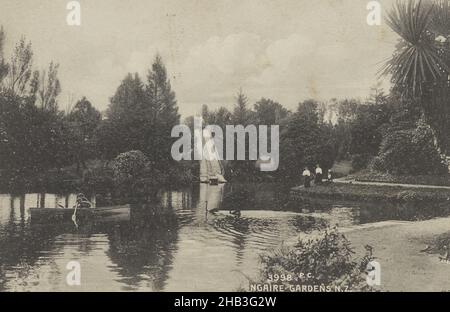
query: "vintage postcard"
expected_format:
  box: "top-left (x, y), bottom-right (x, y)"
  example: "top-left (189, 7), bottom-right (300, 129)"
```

top-left (1, 0), bottom-right (450, 300)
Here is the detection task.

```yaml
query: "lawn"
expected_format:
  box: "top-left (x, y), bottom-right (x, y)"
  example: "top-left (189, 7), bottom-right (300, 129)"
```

top-left (347, 170), bottom-right (450, 187)
top-left (291, 183), bottom-right (450, 203)
top-left (331, 160), bottom-right (353, 178)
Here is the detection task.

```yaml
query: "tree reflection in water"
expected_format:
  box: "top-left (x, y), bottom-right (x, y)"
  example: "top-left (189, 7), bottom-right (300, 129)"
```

top-left (0, 192), bottom-right (182, 291)
top-left (2, 183), bottom-right (447, 291)
top-left (105, 205), bottom-right (179, 291)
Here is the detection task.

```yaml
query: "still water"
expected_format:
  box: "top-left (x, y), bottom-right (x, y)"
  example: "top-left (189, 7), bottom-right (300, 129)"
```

top-left (0, 183), bottom-right (448, 291)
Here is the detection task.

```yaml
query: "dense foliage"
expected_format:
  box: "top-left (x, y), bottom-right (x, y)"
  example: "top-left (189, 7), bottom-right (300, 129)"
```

top-left (372, 121), bottom-right (448, 175)
top-left (279, 100), bottom-right (335, 180)
top-left (259, 227), bottom-right (375, 292)
top-left (0, 27), bottom-right (188, 193)
top-left (382, 0), bottom-right (450, 154)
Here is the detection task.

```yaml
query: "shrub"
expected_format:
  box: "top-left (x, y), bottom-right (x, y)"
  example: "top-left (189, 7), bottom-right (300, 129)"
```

top-left (396, 190), bottom-right (421, 202)
top-left (369, 156), bottom-right (384, 172)
top-left (113, 150), bottom-right (149, 180)
top-left (259, 227), bottom-right (376, 292)
top-left (112, 150), bottom-right (151, 197)
top-left (351, 154), bottom-right (372, 171)
top-left (376, 122), bottom-right (448, 175)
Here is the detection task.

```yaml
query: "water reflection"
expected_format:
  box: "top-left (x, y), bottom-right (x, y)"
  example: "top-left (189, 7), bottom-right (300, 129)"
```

top-left (161, 184), bottom-right (326, 291)
top-left (1, 183), bottom-right (449, 291)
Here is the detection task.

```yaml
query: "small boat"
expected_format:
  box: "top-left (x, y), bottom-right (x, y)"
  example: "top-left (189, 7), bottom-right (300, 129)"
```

top-left (29, 204), bottom-right (131, 223)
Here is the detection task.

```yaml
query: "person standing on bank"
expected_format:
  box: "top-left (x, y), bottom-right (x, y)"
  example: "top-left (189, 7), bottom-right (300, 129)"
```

top-left (302, 167), bottom-right (311, 188)
top-left (327, 169), bottom-right (333, 183)
top-left (315, 164), bottom-right (323, 185)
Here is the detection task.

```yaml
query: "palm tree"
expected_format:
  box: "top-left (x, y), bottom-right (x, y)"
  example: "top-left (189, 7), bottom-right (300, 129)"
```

top-left (382, 0), bottom-right (450, 152)
top-left (382, 0), bottom-right (450, 98)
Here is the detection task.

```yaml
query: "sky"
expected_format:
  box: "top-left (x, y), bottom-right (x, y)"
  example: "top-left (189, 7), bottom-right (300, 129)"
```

top-left (0, 0), bottom-right (399, 117)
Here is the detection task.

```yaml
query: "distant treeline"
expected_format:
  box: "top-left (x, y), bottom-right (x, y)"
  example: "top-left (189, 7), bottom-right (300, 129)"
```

top-left (192, 84), bottom-right (448, 182)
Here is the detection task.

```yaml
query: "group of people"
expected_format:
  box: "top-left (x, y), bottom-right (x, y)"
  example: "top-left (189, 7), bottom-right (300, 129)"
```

top-left (302, 164), bottom-right (333, 188)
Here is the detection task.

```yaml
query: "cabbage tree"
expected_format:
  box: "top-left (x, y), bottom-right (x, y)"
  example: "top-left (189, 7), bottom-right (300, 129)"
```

top-left (382, 0), bottom-right (450, 152)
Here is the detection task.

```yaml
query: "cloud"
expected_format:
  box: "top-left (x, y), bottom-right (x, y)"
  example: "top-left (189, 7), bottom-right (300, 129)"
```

top-left (58, 30), bottom-right (393, 117)
top-left (175, 30), bottom-right (393, 116)
top-left (179, 33), bottom-right (268, 90)
top-left (0, 0), bottom-right (397, 117)
top-left (174, 33), bottom-right (331, 114)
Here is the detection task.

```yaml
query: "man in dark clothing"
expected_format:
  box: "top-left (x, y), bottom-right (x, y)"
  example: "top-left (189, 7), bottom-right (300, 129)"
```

top-left (303, 167), bottom-right (311, 188)
top-left (315, 164), bottom-right (323, 185)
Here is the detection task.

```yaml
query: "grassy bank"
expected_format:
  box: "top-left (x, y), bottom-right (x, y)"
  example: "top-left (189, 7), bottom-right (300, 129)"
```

top-left (345, 170), bottom-right (450, 187)
top-left (291, 183), bottom-right (450, 203)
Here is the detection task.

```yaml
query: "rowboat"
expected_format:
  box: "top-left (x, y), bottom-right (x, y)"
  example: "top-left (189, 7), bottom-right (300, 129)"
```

top-left (29, 204), bottom-right (131, 223)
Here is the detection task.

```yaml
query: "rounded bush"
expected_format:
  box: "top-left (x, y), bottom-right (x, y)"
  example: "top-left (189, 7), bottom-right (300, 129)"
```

top-left (376, 122), bottom-right (448, 175)
top-left (112, 150), bottom-right (150, 196)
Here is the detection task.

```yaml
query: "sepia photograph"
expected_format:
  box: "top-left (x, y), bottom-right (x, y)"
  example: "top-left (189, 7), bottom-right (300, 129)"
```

top-left (1, 0), bottom-right (450, 301)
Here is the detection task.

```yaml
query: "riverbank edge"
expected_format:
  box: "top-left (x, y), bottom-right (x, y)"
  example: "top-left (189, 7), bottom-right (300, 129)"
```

top-left (280, 217), bottom-right (450, 291)
top-left (344, 170), bottom-right (450, 187)
top-left (290, 182), bottom-right (450, 203)
top-left (343, 216), bottom-right (450, 291)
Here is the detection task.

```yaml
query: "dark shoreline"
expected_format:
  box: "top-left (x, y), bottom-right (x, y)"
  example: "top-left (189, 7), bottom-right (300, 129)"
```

top-left (290, 183), bottom-right (450, 204)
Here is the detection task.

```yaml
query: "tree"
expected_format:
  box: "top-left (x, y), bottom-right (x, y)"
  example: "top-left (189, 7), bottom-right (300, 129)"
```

top-left (232, 88), bottom-right (252, 125)
top-left (105, 73), bottom-right (147, 154)
top-left (201, 104), bottom-right (210, 123)
top-left (32, 61), bottom-right (61, 111)
top-left (215, 107), bottom-right (233, 129)
top-left (93, 118), bottom-right (122, 161)
top-left (348, 94), bottom-right (392, 169)
top-left (382, 0), bottom-right (450, 153)
top-left (109, 73), bottom-right (146, 120)
top-left (330, 99), bottom-right (363, 161)
top-left (68, 97), bottom-right (101, 138)
top-left (253, 98), bottom-right (289, 125)
top-left (201, 105), bottom-right (232, 130)
top-left (145, 55), bottom-right (180, 163)
top-left (0, 29), bottom-right (71, 190)
top-left (382, 0), bottom-right (449, 98)
top-left (279, 100), bottom-right (336, 181)
top-left (97, 55), bottom-right (182, 184)
top-left (0, 94), bottom-right (69, 176)
top-left (67, 97), bottom-right (101, 171)
top-left (0, 26), bottom-right (8, 86)
top-left (7, 37), bottom-right (33, 96)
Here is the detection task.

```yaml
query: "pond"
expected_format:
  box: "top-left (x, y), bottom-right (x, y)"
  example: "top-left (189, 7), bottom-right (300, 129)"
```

top-left (0, 183), bottom-right (449, 291)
